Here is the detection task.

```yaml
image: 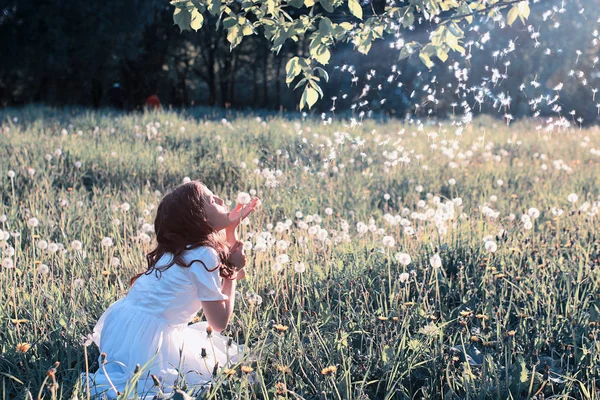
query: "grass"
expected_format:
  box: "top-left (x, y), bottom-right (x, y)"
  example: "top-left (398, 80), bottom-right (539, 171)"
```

top-left (0, 105), bottom-right (599, 399)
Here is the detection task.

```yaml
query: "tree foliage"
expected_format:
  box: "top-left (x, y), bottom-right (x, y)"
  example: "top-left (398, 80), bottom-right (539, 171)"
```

top-left (171, 0), bottom-right (531, 109)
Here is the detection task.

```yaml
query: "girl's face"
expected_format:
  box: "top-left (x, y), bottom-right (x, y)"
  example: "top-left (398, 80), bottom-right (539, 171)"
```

top-left (201, 186), bottom-right (230, 231)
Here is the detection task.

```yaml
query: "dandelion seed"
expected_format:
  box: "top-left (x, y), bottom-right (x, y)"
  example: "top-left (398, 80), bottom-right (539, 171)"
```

top-left (101, 237), bottom-right (113, 248)
top-left (527, 208), bottom-right (540, 219)
top-left (294, 262), bottom-right (306, 273)
top-left (430, 254), bottom-right (442, 269)
top-left (395, 252), bottom-right (412, 266)
top-left (37, 264), bottom-right (49, 275)
top-left (382, 236), bottom-right (395, 248)
top-left (484, 240), bottom-right (498, 253)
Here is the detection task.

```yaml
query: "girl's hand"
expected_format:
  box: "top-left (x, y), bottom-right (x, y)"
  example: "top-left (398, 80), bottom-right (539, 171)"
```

top-left (227, 240), bottom-right (246, 271)
top-left (227, 198), bottom-right (261, 230)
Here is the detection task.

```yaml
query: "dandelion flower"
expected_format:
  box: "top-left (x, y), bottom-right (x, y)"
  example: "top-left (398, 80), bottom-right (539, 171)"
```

top-left (7, 170), bottom-right (15, 178)
top-left (430, 254), bottom-right (442, 269)
top-left (237, 192), bottom-right (251, 205)
top-left (101, 237), bottom-right (113, 248)
top-left (37, 264), bottom-right (50, 275)
top-left (527, 208), bottom-right (540, 219)
top-left (2, 258), bottom-right (14, 269)
top-left (399, 272), bottom-right (410, 283)
top-left (27, 217), bottom-right (39, 228)
top-left (484, 240), bottom-right (498, 253)
top-left (382, 236), bottom-right (395, 248)
top-left (294, 262), bottom-right (306, 273)
top-left (567, 193), bottom-right (578, 203)
top-left (395, 252), bottom-right (412, 266)
top-left (16, 343), bottom-right (31, 353)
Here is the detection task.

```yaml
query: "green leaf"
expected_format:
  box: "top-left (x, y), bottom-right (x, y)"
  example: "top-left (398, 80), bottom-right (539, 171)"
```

top-left (315, 66), bottom-right (329, 82)
top-left (419, 50), bottom-right (434, 69)
top-left (190, 9), bottom-right (204, 31)
top-left (507, 5), bottom-right (519, 26)
top-left (173, 7), bottom-right (192, 32)
top-left (319, 0), bottom-right (335, 13)
top-left (285, 57), bottom-right (302, 85)
top-left (300, 86), bottom-right (319, 110)
top-left (206, 0), bottom-right (221, 16)
top-left (288, 0), bottom-right (305, 8)
top-left (518, 1), bottom-right (530, 21)
top-left (348, 0), bottom-right (363, 20)
top-left (399, 41), bottom-right (417, 60)
top-left (436, 47), bottom-right (448, 62)
top-left (318, 17), bottom-right (333, 36)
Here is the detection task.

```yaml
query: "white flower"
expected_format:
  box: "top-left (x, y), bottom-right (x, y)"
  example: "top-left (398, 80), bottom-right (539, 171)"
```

top-left (243, 241), bottom-right (253, 251)
top-left (294, 262), bottom-right (306, 273)
top-left (276, 240), bottom-right (289, 250)
top-left (448, 178), bottom-right (456, 186)
top-left (37, 240), bottom-right (48, 250)
top-left (237, 192), bottom-right (251, 205)
top-left (523, 220), bottom-right (533, 230)
top-left (27, 168), bottom-right (35, 176)
top-left (295, 211), bottom-right (303, 219)
top-left (2, 258), bottom-right (14, 269)
top-left (120, 202), bottom-right (131, 212)
top-left (0, 214), bottom-right (6, 222)
top-left (245, 292), bottom-right (263, 306)
top-left (157, 156), bottom-right (164, 164)
top-left (567, 193), bottom-right (578, 203)
top-left (527, 208), bottom-right (540, 219)
top-left (71, 240), bottom-right (83, 251)
top-left (111, 257), bottom-right (120, 267)
top-left (356, 222), bottom-right (368, 234)
top-left (399, 272), bottom-right (410, 283)
top-left (7, 170), bottom-right (15, 178)
top-left (272, 263), bottom-right (283, 272)
top-left (395, 252), bottom-right (412, 266)
top-left (73, 278), bottom-right (85, 288)
top-left (430, 254), bottom-right (442, 269)
top-left (324, 207), bottom-right (333, 216)
top-left (27, 217), bottom-right (39, 228)
top-left (276, 254), bottom-right (290, 264)
top-left (317, 229), bottom-right (328, 241)
top-left (37, 264), bottom-right (49, 275)
top-left (382, 236), bottom-right (396, 248)
top-left (101, 237), bottom-right (113, 248)
top-left (74, 161), bottom-right (82, 169)
top-left (484, 240), bottom-right (498, 253)
top-left (48, 243), bottom-right (59, 253)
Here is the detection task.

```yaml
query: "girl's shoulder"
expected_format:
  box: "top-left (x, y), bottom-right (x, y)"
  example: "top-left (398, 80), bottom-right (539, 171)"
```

top-left (184, 245), bottom-right (220, 266)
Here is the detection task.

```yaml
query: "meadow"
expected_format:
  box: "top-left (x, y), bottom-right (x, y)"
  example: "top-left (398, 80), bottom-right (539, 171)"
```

top-left (1, 105), bottom-right (599, 399)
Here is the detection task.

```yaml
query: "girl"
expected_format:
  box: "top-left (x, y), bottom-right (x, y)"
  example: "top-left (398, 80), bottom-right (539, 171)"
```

top-left (84, 181), bottom-right (260, 398)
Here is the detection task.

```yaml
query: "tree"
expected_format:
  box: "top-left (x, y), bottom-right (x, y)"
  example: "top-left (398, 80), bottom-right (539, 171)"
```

top-left (170, 0), bottom-right (532, 110)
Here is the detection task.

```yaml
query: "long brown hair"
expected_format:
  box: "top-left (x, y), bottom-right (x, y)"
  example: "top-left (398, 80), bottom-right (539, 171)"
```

top-left (130, 181), bottom-right (235, 285)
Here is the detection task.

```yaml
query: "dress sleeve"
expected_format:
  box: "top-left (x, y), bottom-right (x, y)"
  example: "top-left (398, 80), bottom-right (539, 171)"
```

top-left (187, 247), bottom-right (229, 301)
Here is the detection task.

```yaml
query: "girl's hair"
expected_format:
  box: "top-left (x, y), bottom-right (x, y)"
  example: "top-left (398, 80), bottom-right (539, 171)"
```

top-left (130, 181), bottom-right (235, 285)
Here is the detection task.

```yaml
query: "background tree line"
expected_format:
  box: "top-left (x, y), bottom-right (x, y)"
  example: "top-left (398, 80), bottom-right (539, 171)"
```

top-left (0, 0), bottom-right (598, 121)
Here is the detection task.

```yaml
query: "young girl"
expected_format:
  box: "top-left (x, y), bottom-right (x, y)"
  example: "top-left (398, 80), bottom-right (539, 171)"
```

top-left (84, 181), bottom-right (260, 398)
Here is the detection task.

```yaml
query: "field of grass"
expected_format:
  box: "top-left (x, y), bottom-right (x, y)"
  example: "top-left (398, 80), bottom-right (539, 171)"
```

top-left (1, 105), bottom-right (599, 399)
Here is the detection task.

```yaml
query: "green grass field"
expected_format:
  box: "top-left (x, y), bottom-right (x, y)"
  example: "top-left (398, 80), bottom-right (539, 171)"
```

top-left (1, 106), bottom-right (599, 399)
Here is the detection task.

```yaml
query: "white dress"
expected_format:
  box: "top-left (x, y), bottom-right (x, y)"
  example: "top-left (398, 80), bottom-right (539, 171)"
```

top-left (83, 246), bottom-right (241, 399)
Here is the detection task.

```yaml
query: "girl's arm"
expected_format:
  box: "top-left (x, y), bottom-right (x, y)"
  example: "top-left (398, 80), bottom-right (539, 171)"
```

top-left (201, 278), bottom-right (237, 332)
